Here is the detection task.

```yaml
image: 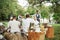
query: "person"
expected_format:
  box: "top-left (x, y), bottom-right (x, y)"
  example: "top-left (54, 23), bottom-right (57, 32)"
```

top-left (23, 14), bottom-right (35, 40)
top-left (33, 16), bottom-right (45, 40)
top-left (22, 13), bottom-right (35, 40)
top-left (20, 15), bottom-right (28, 40)
top-left (33, 16), bottom-right (40, 40)
top-left (8, 16), bottom-right (22, 40)
top-left (18, 14), bottom-right (22, 22)
top-left (22, 13), bottom-right (34, 35)
top-left (34, 10), bottom-right (41, 25)
top-left (6, 16), bottom-right (13, 32)
top-left (33, 16), bottom-right (40, 32)
top-left (18, 14), bottom-right (23, 28)
top-left (42, 18), bottom-right (54, 40)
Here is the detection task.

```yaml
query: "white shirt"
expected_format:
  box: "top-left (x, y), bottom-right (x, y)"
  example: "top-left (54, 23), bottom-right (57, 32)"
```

top-left (8, 20), bottom-right (20, 33)
top-left (22, 18), bottom-right (34, 32)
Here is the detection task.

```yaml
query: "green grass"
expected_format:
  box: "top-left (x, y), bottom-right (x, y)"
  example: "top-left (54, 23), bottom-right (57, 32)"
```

top-left (1, 21), bottom-right (60, 40)
top-left (53, 24), bottom-right (60, 27)
top-left (52, 24), bottom-right (60, 40)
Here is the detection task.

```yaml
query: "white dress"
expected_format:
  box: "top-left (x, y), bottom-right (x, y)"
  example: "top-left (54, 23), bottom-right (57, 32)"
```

top-left (34, 20), bottom-right (41, 32)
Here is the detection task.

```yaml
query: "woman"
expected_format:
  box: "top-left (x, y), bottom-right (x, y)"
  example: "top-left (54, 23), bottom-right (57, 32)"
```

top-left (31, 16), bottom-right (45, 40)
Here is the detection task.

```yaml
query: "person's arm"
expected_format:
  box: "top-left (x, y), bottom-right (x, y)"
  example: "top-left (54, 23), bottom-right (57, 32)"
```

top-left (18, 22), bottom-right (21, 28)
top-left (7, 22), bottom-right (11, 32)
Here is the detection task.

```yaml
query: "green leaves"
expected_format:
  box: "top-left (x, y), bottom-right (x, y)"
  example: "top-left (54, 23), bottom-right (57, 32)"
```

top-left (52, 0), bottom-right (60, 23)
top-left (28, 0), bottom-right (42, 5)
top-left (0, 0), bottom-right (18, 20)
top-left (27, 6), bottom-right (36, 15)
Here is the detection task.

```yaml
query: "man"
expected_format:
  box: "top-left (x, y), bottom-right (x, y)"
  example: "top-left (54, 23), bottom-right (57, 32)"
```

top-left (8, 16), bottom-right (22, 40)
top-left (34, 10), bottom-right (41, 25)
top-left (22, 13), bottom-right (34, 35)
top-left (21, 13), bottom-right (35, 40)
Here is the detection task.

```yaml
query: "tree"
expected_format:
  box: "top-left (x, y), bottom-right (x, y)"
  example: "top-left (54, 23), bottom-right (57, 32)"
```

top-left (16, 5), bottom-right (26, 16)
top-left (27, 6), bottom-right (36, 15)
top-left (53, 4), bottom-right (60, 23)
top-left (0, 0), bottom-right (18, 20)
top-left (51, 0), bottom-right (60, 23)
top-left (40, 5), bottom-right (50, 18)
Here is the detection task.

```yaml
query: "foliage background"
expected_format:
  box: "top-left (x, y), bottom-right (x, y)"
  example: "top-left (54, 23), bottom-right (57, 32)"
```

top-left (0, 0), bottom-right (60, 23)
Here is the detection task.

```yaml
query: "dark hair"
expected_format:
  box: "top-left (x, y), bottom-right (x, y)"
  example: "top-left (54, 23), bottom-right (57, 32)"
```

top-left (26, 14), bottom-right (30, 18)
top-left (36, 10), bottom-right (39, 12)
top-left (13, 16), bottom-right (16, 19)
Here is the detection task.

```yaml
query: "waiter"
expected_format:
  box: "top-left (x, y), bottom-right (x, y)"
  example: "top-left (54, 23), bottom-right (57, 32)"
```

top-left (34, 10), bottom-right (41, 25)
